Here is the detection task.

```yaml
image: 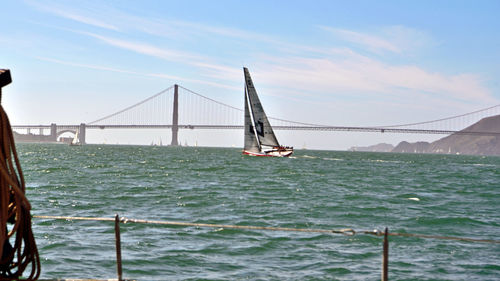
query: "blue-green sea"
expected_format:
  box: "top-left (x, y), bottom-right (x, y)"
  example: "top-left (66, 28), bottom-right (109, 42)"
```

top-left (18, 143), bottom-right (500, 280)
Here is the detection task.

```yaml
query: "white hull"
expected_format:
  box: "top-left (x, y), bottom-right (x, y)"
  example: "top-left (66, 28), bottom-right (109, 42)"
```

top-left (243, 148), bottom-right (293, 157)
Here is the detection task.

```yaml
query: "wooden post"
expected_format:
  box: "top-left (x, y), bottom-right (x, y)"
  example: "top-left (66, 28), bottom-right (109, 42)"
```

top-left (115, 214), bottom-right (123, 281)
top-left (382, 227), bottom-right (389, 281)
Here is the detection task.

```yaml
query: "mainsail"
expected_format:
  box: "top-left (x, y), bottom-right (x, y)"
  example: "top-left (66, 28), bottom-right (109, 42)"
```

top-left (244, 90), bottom-right (260, 152)
top-left (71, 130), bottom-right (80, 145)
top-left (243, 67), bottom-right (279, 150)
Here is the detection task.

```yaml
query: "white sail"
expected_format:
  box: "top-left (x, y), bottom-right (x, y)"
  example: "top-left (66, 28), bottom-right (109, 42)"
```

top-left (70, 130), bottom-right (80, 146)
top-left (72, 131), bottom-right (79, 144)
top-left (243, 67), bottom-right (279, 148)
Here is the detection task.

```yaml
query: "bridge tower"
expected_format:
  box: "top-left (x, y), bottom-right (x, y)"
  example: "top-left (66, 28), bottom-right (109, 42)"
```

top-left (170, 84), bottom-right (179, 146)
top-left (50, 123), bottom-right (57, 141)
top-left (79, 123), bottom-right (86, 145)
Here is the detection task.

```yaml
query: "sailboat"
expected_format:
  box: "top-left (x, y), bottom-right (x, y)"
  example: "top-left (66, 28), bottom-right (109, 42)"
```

top-left (242, 67), bottom-right (293, 157)
top-left (70, 130), bottom-right (81, 146)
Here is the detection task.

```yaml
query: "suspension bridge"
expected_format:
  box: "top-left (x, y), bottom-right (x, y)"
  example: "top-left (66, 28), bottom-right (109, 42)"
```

top-left (12, 84), bottom-right (500, 145)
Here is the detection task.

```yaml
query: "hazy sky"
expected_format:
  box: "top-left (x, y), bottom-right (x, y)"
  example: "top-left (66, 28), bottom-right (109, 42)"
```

top-left (2, 0), bottom-right (499, 149)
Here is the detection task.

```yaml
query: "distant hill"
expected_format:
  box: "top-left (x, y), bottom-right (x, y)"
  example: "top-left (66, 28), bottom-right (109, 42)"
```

top-left (392, 115), bottom-right (500, 156)
top-left (349, 143), bottom-right (394, 152)
top-left (392, 141), bottom-right (430, 153)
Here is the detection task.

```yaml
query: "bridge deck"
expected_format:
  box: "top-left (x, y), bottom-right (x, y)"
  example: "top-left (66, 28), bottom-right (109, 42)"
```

top-left (11, 124), bottom-right (500, 136)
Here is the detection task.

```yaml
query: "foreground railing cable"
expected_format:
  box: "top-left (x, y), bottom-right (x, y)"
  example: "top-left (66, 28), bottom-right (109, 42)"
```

top-left (32, 215), bottom-right (500, 244)
top-left (31, 214), bottom-right (500, 281)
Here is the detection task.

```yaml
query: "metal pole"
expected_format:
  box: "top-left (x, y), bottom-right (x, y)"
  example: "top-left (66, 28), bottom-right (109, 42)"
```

top-left (382, 227), bottom-right (389, 281)
top-left (115, 214), bottom-right (123, 281)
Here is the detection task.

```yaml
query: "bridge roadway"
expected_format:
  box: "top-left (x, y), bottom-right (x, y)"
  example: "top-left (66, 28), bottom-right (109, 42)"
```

top-left (12, 124), bottom-right (500, 136)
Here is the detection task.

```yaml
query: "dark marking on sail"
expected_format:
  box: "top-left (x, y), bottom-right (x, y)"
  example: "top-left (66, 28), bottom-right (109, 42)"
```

top-left (246, 78), bottom-right (253, 88)
top-left (256, 121), bottom-right (264, 137)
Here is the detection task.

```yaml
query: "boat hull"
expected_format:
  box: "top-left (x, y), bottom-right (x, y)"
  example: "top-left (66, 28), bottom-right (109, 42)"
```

top-left (243, 149), bottom-right (293, 157)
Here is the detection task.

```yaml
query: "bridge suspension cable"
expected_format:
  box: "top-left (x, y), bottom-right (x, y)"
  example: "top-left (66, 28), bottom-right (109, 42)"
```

top-left (380, 104), bottom-right (500, 128)
top-left (176, 86), bottom-right (500, 130)
top-left (83, 83), bottom-right (499, 134)
top-left (88, 85), bottom-right (174, 125)
top-left (178, 85), bottom-right (243, 112)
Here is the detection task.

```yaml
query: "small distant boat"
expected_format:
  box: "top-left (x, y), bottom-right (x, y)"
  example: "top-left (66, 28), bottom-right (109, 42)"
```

top-left (70, 130), bottom-right (82, 146)
top-left (242, 67), bottom-right (293, 157)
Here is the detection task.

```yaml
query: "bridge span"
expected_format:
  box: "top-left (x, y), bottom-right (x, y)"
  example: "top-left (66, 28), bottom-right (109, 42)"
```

top-left (12, 123), bottom-right (500, 145)
top-left (11, 84), bottom-right (500, 145)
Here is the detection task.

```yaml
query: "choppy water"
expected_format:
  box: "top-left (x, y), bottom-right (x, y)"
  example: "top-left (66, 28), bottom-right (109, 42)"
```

top-left (17, 143), bottom-right (500, 280)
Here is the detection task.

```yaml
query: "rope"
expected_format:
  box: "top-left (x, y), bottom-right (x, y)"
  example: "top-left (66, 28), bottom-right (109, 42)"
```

top-left (33, 215), bottom-right (357, 236)
top-left (387, 232), bottom-right (500, 244)
top-left (33, 215), bottom-right (500, 244)
top-left (0, 104), bottom-right (40, 280)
